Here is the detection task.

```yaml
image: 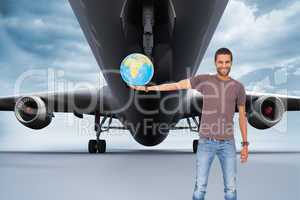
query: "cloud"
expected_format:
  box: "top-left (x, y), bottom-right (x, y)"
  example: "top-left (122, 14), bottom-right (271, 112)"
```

top-left (238, 0), bottom-right (299, 16)
top-left (0, 0), bottom-right (105, 96)
top-left (199, 0), bottom-right (300, 78)
top-left (239, 58), bottom-right (300, 95)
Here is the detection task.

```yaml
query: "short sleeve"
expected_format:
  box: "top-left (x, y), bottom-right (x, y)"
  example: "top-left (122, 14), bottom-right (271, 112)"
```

top-left (237, 83), bottom-right (246, 106)
top-left (189, 74), bottom-right (209, 90)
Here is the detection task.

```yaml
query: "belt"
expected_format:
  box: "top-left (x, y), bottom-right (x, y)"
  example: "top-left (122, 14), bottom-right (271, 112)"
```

top-left (200, 136), bottom-right (228, 142)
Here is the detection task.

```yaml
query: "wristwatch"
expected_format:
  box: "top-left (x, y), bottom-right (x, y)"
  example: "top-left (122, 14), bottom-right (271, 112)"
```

top-left (241, 141), bottom-right (249, 147)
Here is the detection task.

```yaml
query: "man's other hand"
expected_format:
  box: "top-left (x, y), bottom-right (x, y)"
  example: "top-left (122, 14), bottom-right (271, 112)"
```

top-left (240, 146), bottom-right (248, 163)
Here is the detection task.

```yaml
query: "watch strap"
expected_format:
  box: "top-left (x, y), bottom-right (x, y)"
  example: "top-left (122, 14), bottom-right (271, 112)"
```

top-left (241, 141), bottom-right (249, 146)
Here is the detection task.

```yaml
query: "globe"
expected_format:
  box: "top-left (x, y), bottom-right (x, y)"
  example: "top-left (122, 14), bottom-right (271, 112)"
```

top-left (120, 53), bottom-right (154, 86)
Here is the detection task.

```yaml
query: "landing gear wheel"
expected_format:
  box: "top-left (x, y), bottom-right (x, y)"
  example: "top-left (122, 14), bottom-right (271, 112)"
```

top-left (88, 140), bottom-right (97, 154)
top-left (88, 139), bottom-right (106, 153)
top-left (193, 139), bottom-right (198, 153)
top-left (97, 140), bottom-right (106, 153)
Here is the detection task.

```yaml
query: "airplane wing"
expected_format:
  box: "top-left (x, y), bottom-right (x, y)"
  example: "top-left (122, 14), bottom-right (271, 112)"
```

top-left (0, 86), bottom-right (121, 129)
top-left (175, 90), bottom-right (300, 130)
top-left (244, 91), bottom-right (300, 111)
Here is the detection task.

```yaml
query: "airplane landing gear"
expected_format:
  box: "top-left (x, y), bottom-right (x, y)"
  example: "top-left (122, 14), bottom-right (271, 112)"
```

top-left (88, 113), bottom-right (112, 154)
top-left (186, 117), bottom-right (201, 153)
top-left (88, 139), bottom-right (106, 153)
top-left (193, 139), bottom-right (198, 153)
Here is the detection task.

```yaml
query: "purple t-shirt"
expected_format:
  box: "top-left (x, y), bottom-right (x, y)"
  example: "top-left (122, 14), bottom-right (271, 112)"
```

top-left (189, 74), bottom-right (246, 139)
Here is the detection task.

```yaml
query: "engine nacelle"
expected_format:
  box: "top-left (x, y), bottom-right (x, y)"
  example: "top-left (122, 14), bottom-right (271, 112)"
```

top-left (14, 96), bottom-right (53, 130)
top-left (247, 96), bottom-right (285, 129)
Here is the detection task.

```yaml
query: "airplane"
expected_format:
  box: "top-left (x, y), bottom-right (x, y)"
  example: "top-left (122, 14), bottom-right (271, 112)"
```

top-left (1, 0), bottom-right (300, 154)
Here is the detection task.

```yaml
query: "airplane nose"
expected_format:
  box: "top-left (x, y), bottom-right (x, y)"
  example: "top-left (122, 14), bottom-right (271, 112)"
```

top-left (128, 118), bottom-right (170, 146)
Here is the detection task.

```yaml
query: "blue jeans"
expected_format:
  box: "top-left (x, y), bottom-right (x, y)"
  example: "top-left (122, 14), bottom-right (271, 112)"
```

top-left (192, 136), bottom-right (237, 200)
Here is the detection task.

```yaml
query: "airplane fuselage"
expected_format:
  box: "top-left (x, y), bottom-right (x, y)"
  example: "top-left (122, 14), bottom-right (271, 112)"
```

top-left (69, 0), bottom-right (229, 146)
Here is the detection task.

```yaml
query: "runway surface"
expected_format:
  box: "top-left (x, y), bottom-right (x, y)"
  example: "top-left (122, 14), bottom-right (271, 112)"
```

top-left (0, 150), bottom-right (299, 200)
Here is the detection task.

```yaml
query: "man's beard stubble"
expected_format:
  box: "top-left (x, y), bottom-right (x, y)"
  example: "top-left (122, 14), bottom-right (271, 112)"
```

top-left (217, 67), bottom-right (231, 77)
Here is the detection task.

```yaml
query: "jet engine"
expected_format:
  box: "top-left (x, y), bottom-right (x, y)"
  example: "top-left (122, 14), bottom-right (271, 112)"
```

top-left (247, 96), bottom-right (285, 129)
top-left (14, 96), bottom-right (53, 130)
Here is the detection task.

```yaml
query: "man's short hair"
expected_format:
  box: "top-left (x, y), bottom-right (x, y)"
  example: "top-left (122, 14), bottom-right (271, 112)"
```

top-left (214, 47), bottom-right (233, 62)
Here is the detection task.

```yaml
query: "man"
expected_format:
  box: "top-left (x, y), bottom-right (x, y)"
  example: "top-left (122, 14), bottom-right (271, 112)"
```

top-left (129, 47), bottom-right (249, 200)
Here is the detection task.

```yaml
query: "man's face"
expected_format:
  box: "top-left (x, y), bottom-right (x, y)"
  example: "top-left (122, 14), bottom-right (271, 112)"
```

top-left (215, 54), bottom-right (232, 77)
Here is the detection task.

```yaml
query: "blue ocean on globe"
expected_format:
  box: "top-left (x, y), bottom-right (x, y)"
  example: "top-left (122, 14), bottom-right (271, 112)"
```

top-left (120, 53), bottom-right (154, 86)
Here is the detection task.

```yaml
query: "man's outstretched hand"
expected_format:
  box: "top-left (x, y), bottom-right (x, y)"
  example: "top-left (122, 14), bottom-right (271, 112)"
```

top-left (240, 146), bottom-right (248, 163)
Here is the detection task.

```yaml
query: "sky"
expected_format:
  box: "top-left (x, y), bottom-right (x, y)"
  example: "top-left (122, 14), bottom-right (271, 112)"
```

top-left (0, 0), bottom-right (299, 152)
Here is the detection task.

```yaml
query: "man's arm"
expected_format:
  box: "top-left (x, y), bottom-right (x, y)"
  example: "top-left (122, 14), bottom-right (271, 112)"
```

top-left (238, 104), bottom-right (247, 143)
top-left (238, 104), bottom-right (249, 163)
top-left (129, 79), bottom-right (192, 91)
